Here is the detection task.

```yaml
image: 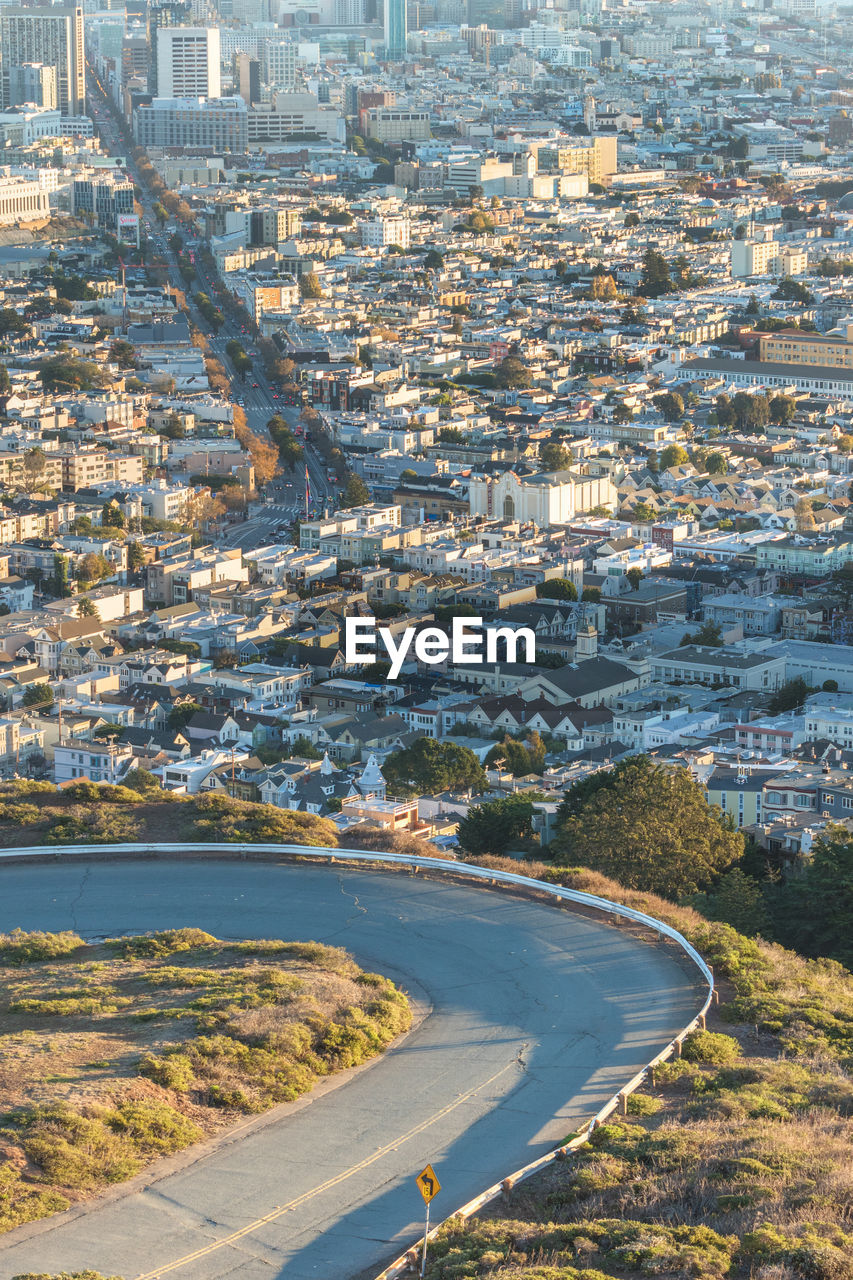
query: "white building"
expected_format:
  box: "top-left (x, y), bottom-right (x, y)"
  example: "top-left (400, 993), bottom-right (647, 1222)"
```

top-left (359, 216), bottom-right (411, 250)
top-left (0, 173), bottom-right (50, 226)
top-left (155, 26), bottom-right (220, 100)
top-left (468, 469), bottom-right (617, 527)
top-left (54, 739), bottom-right (134, 785)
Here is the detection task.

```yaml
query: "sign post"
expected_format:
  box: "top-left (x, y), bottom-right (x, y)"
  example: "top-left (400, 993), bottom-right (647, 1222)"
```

top-left (415, 1163), bottom-right (440, 1279)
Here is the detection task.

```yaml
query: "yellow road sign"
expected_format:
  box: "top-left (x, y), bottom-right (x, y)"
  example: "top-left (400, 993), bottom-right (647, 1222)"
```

top-left (416, 1164), bottom-right (440, 1204)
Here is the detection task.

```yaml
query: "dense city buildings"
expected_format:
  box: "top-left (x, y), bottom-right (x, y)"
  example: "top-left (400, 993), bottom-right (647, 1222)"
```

top-left (0, 0), bottom-right (850, 875)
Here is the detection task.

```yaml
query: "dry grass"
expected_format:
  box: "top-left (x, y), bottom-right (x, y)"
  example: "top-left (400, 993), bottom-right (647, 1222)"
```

top-left (422, 859), bottom-right (853, 1280)
top-left (0, 930), bottom-right (410, 1233)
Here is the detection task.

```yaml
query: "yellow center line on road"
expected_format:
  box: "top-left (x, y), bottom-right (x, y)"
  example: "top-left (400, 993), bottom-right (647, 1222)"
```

top-left (135, 1061), bottom-right (512, 1279)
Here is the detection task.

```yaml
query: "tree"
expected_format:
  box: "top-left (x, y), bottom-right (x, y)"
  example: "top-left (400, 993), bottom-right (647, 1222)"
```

top-left (638, 249), bottom-right (673, 298)
top-left (552, 756), bottom-right (744, 898)
top-left (38, 356), bottom-right (108, 393)
top-left (624, 212), bottom-right (640, 229)
top-left (51, 553), bottom-right (71, 598)
top-left (626, 567), bottom-right (644, 591)
top-left (539, 441), bottom-right (572, 471)
top-left (22, 683), bottom-right (54, 707)
top-left (591, 273), bottom-right (618, 301)
top-left (122, 767), bottom-right (162, 796)
top-left (654, 396), bottom-right (686, 427)
top-left (494, 357), bottom-right (531, 390)
top-left (767, 676), bottom-right (809, 715)
top-left (78, 553), bottom-right (110, 586)
top-left (732, 392), bottom-right (769, 433)
top-left (424, 249), bottom-right (444, 270)
top-left (343, 473), bottom-right (369, 507)
top-left (612, 402), bottom-right (632, 424)
top-left (101, 501), bottom-right (125, 528)
top-left (0, 363), bottom-right (10, 396)
top-left (109, 339), bottom-right (137, 369)
top-left (770, 824), bottom-right (853, 967)
top-left (299, 272), bottom-right (323, 300)
top-left (769, 394), bottom-right (796, 425)
top-left (694, 868), bottom-right (770, 937)
top-left (772, 276), bottom-right (814, 305)
top-left (705, 451), bottom-right (727, 475)
top-left (659, 442), bottom-right (689, 469)
top-left (21, 448), bottom-right (48, 492)
top-left (680, 620), bottom-right (723, 648)
top-left (167, 701), bottom-right (203, 731)
top-left (77, 597), bottom-right (100, 619)
top-left (128, 542), bottom-right (146, 571)
top-left (632, 502), bottom-right (656, 524)
top-left (486, 732), bottom-right (546, 777)
top-left (715, 394), bottom-right (735, 428)
top-left (457, 794), bottom-right (536, 856)
top-left (536, 578), bottom-right (578, 602)
top-left (581, 587), bottom-right (601, 602)
top-left (794, 496), bottom-right (816, 533)
top-left (383, 738), bottom-right (487, 795)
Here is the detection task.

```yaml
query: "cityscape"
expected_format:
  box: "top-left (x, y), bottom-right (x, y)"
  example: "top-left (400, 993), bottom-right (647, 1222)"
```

top-left (0, 0), bottom-right (851, 1276)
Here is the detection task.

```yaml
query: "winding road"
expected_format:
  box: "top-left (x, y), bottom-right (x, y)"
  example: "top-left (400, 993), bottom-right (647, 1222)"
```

top-left (0, 858), bottom-right (702, 1280)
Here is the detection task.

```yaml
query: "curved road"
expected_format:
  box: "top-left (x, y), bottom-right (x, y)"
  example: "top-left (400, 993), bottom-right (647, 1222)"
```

top-left (0, 859), bottom-right (701, 1280)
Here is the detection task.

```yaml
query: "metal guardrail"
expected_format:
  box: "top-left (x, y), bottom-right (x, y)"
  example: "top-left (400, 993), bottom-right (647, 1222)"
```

top-left (0, 841), bottom-right (714, 1279)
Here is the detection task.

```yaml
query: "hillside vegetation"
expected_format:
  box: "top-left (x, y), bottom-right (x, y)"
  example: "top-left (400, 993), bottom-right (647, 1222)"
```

top-left (424, 858), bottom-right (853, 1280)
top-left (0, 928), bottom-right (410, 1234)
top-left (0, 780), bottom-right (338, 849)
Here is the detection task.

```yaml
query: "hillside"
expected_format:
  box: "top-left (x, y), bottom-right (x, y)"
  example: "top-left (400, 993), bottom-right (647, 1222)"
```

top-left (424, 860), bottom-right (853, 1280)
top-left (0, 928), bottom-right (410, 1235)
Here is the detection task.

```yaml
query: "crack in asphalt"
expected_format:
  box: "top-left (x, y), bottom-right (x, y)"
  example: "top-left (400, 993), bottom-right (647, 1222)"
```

top-left (68, 863), bottom-right (91, 933)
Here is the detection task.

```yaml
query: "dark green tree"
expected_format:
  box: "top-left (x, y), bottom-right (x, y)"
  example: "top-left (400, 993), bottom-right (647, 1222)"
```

top-left (536, 578), bottom-right (578, 602)
top-left (767, 677), bottom-right (809, 715)
top-left (457, 794), bottom-right (536, 856)
top-left (552, 755), bottom-right (743, 898)
top-left (343, 473), bottom-right (369, 507)
top-left (383, 738), bottom-right (487, 795)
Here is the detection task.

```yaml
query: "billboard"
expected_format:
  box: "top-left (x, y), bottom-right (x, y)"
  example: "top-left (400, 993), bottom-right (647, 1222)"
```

top-left (116, 212), bottom-right (139, 247)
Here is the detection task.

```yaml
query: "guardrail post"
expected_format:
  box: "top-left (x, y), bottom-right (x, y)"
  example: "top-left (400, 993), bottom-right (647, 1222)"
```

top-left (619, 1091), bottom-right (627, 1116)
top-left (675, 1037), bottom-right (683, 1058)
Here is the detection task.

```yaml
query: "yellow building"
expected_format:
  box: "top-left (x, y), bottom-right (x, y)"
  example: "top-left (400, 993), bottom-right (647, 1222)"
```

top-left (537, 136), bottom-right (617, 186)
top-left (759, 324), bottom-right (853, 369)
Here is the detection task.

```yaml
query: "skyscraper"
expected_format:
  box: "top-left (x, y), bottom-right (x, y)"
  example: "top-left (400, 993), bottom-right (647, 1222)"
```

top-left (147, 0), bottom-right (191, 96)
top-left (155, 26), bottom-right (220, 99)
top-left (0, 6), bottom-right (84, 115)
top-left (7, 62), bottom-right (58, 110)
top-left (384, 0), bottom-right (407, 60)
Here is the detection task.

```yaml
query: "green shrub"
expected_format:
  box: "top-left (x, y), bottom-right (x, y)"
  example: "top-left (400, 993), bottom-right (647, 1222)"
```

top-left (10, 990), bottom-right (130, 1016)
top-left (16, 1104), bottom-right (143, 1188)
top-left (626, 1092), bottom-right (663, 1116)
top-left (107, 1100), bottom-right (201, 1154)
top-left (0, 803), bottom-right (43, 825)
top-left (138, 1051), bottom-right (195, 1092)
top-left (0, 1165), bottom-right (69, 1233)
top-left (682, 1031), bottom-right (740, 1065)
top-left (12, 1272), bottom-right (122, 1279)
top-left (0, 929), bottom-right (83, 964)
top-left (112, 929), bottom-right (218, 959)
top-left (47, 809), bottom-right (141, 844)
top-left (0, 779), bottom-right (55, 796)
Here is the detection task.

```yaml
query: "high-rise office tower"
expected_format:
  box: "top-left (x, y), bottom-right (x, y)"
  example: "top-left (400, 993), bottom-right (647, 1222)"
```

top-left (147, 0), bottom-right (191, 96)
top-left (155, 26), bottom-right (220, 99)
top-left (0, 6), bottom-right (84, 114)
top-left (234, 51), bottom-right (260, 104)
top-left (384, 0), bottom-right (407, 59)
top-left (7, 62), bottom-right (58, 109)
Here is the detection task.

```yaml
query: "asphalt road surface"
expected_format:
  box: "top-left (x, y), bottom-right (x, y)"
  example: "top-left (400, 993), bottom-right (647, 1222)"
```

top-left (0, 859), bottom-right (702, 1280)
